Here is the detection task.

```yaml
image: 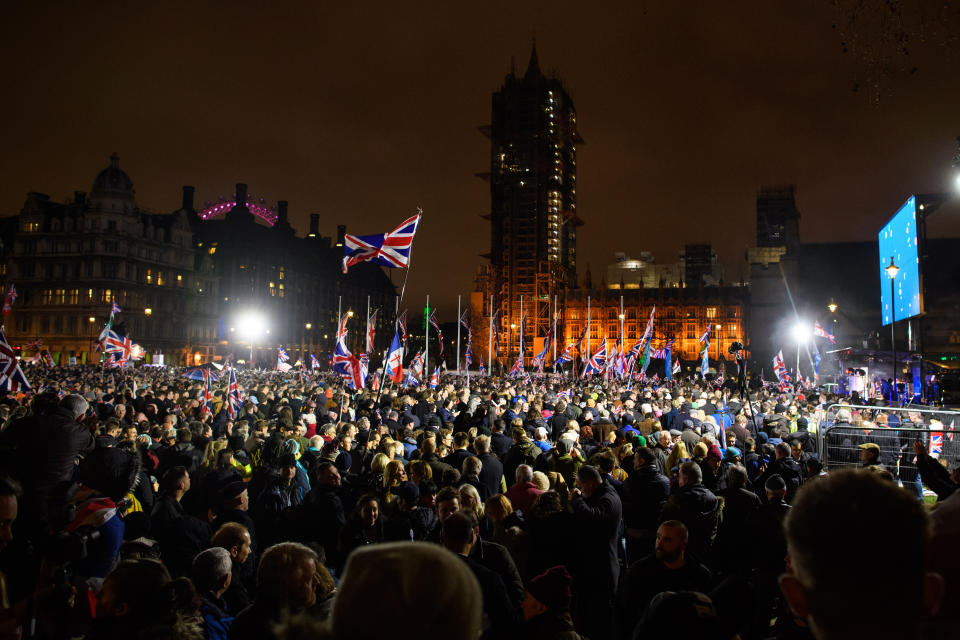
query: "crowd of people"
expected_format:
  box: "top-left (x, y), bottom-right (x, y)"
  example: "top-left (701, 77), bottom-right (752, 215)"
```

top-left (0, 363), bottom-right (957, 639)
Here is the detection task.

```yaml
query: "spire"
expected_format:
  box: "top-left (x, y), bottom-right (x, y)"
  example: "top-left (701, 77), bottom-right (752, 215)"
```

top-left (524, 39), bottom-right (541, 81)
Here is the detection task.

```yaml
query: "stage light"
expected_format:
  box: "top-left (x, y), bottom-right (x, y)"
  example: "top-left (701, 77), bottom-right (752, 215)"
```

top-left (792, 322), bottom-right (810, 343)
top-left (236, 311), bottom-right (268, 340)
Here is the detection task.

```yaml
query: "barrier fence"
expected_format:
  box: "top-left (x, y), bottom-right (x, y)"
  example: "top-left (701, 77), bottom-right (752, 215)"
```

top-left (818, 404), bottom-right (960, 480)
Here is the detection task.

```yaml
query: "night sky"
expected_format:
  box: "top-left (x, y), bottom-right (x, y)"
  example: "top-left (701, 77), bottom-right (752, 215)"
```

top-left (3, 2), bottom-right (960, 317)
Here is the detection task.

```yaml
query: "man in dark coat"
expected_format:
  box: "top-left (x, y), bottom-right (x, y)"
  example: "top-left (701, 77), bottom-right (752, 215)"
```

top-left (622, 447), bottom-right (670, 563)
top-left (569, 464), bottom-right (623, 640)
top-left (0, 393), bottom-right (95, 533)
top-left (489, 419), bottom-right (513, 459)
top-left (296, 461), bottom-right (346, 570)
top-left (756, 442), bottom-right (803, 503)
top-left (150, 466), bottom-right (212, 577)
top-left (659, 461), bottom-right (721, 563)
top-left (474, 435), bottom-right (505, 497)
top-left (714, 463), bottom-right (761, 574)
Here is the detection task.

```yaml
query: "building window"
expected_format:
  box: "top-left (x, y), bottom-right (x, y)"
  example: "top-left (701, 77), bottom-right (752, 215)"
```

top-left (157, 272), bottom-right (165, 286)
top-left (177, 274), bottom-right (183, 287)
top-left (54, 289), bottom-right (66, 304)
top-left (728, 323), bottom-right (738, 334)
top-left (269, 282), bottom-right (276, 296)
top-left (146, 269), bottom-right (153, 284)
top-left (100, 289), bottom-right (112, 304)
top-left (686, 324), bottom-right (696, 339)
top-left (706, 307), bottom-right (717, 319)
top-left (278, 283), bottom-right (285, 298)
top-left (69, 289), bottom-right (79, 305)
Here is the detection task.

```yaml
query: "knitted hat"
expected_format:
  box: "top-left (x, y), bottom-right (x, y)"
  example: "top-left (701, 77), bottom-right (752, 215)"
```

top-left (723, 447), bottom-right (742, 460)
top-left (765, 473), bottom-right (787, 492)
top-left (332, 543), bottom-right (481, 640)
top-left (397, 481), bottom-right (420, 506)
top-left (527, 565), bottom-right (573, 612)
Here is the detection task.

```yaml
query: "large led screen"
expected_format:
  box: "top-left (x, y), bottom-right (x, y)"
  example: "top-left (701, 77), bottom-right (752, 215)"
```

top-left (878, 196), bottom-right (923, 326)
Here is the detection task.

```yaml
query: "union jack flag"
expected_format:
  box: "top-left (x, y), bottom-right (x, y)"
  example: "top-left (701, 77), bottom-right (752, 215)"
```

top-left (200, 375), bottom-right (214, 419)
top-left (366, 309), bottom-right (378, 353)
top-left (428, 367), bottom-right (440, 389)
top-left (104, 334), bottom-right (137, 360)
top-left (336, 314), bottom-right (351, 342)
top-left (699, 325), bottom-right (712, 343)
top-left (930, 431), bottom-right (943, 457)
top-left (478, 356), bottom-right (485, 377)
top-left (642, 306), bottom-right (656, 342)
top-left (105, 352), bottom-right (127, 369)
top-left (429, 308), bottom-right (444, 357)
top-left (278, 347), bottom-right (290, 363)
top-left (333, 339), bottom-right (365, 390)
top-left (311, 354), bottom-right (321, 370)
top-left (0, 330), bottom-right (30, 392)
top-left (813, 322), bottom-right (835, 344)
top-left (582, 338), bottom-right (607, 377)
top-left (2, 285), bottom-right (16, 316)
top-left (227, 367), bottom-right (242, 418)
top-left (652, 337), bottom-right (677, 359)
top-left (531, 329), bottom-right (553, 374)
top-left (111, 301), bottom-right (122, 316)
top-left (342, 212), bottom-right (421, 273)
top-left (398, 309), bottom-right (408, 348)
top-left (460, 309), bottom-right (471, 341)
top-left (773, 350), bottom-right (791, 391)
top-left (464, 344), bottom-right (473, 369)
top-left (408, 350), bottom-right (424, 379)
top-left (24, 339), bottom-right (43, 351)
top-left (509, 356), bottom-right (524, 377)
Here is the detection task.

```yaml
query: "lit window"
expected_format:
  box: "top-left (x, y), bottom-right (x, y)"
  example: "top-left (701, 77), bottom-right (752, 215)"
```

top-left (208, 247), bottom-right (216, 255)
top-left (269, 282), bottom-right (276, 296)
top-left (157, 272), bottom-right (165, 286)
top-left (146, 269), bottom-right (153, 284)
top-left (706, 307), bottom-right (717, 318)
top-left (279, 283), bottom-right (285, 298)
top-left (177, 274), bottom-right (183, 287)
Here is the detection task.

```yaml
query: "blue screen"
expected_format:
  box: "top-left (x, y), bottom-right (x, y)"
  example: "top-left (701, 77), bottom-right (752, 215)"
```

top-left (878, 196), bottom-right (922, 326)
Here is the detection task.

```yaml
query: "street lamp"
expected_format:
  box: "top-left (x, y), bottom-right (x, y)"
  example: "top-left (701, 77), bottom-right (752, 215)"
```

top-left (792, 322), bottom-right (810, 376)
top-left (827, 299), bottom-right (838, 314)
top-left (237, 311), bottom-right (268, 367)
top-left (886, 256), bottom-right (900, 405)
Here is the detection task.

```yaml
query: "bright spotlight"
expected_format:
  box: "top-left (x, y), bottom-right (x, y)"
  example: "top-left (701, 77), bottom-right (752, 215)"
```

top-left (236, 311), bottom-right (267, 340)
top-left (954, 173), bottom-right (960, 194)
top-left (792, 322), bottom-right (810, 343)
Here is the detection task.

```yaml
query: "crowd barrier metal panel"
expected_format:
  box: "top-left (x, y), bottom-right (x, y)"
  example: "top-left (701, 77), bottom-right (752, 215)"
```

top-left (818, 404), bottom-right (960, 474)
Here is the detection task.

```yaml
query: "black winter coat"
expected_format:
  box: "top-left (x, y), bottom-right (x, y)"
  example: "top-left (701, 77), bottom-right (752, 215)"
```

top-left (570, 480), bottom-right (623, 592)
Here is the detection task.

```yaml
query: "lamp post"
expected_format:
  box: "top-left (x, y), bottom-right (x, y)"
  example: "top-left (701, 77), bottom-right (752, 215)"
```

top-left (792, 323), bottom-right (809, 378)
top-left (885, 256), bottom-right (899, 405)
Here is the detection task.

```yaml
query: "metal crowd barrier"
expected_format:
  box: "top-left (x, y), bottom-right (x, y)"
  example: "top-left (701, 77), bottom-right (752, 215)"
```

top-left (818, 404), bottom-right (960, 476)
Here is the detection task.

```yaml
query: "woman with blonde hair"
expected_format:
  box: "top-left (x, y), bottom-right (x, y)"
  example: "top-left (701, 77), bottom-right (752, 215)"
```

top-left (408, 459), bottom-right (433, 485)
top-left (382, 459), bottom-right (407, 504)
top-left (665, 441), bottom-right (689, 478)
top-left (201, 437), bottom-right (229, 470)
top-left (485, 493), bottom-right (527, 574)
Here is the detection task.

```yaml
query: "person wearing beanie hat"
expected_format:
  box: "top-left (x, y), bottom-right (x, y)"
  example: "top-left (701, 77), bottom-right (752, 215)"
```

top-left (383, 481), bottom-right (437, 542)
top-left (522, 565), bottom-right (579, 636)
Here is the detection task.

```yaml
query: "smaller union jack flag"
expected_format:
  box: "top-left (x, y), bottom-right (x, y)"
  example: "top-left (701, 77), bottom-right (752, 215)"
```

top-left (2, 285), bottom-right (16, 316)
top-left (464, 344), bottom-right (473, 369)
top-left (0, 329), bottom-right (30, 392)
top-left (582, 338), bottom-right (607, 377)
top-left (227, 367), bottom-right (242, 419)
top-left (278, 347), bottom-right (290, 363)
top-left (24, 339), bottom-right (43, 351)
top-left (509, 356), bottom-right (524, 377)
top-left (478, 356), bottom-right (485, 377)
top-left (813, 322), bottom-right (835, 344)
top-left (428, 367), bottom-right (440, 389)
top-left (111, 301), bottom-right (122, 316)
top-left (930, 432), bottom-right (943, 457)
top-left (311, 354), bottom-right (321, 370)
top-left (699, 325), bottom-right (711, 343)
top-left (333, 339), bottom-right (365, 390)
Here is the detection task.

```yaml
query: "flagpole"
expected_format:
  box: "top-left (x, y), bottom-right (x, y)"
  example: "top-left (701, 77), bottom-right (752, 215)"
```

top-left (584, 295), bottom-right (591, 378)
top-left (366, 295), bottom-right (371, 354)
top-left (424, 294), bottom-right (430, 378)
top-left (519, 294), bottom-right (523, 366)
top-left (336, 296), bottom-right (342, 354)
top-left (488, 295), bottom-right (493, 379)
top-left (456, 295), bottom-right (461, 375)
top-left (553, 294), bottom-right (557, 367)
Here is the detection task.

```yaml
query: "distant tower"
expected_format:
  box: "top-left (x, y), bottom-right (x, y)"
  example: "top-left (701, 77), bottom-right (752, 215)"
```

top-left (756, 185), bottom-right (801, 254)
top-left (477, 42), bottom-right (583, 359)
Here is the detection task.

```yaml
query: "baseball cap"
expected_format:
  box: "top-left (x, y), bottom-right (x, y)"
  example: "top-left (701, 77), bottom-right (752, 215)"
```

top-left (858, 442), bottom-right (880, 452)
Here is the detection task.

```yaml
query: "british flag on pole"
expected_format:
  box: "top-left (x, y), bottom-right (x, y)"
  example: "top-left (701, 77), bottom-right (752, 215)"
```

top-left (0, 329), bottom-right (30, 392)
top-left (227, 367), bottom-right (242, 419)
top-left (342, 213), bottom-right (421, 273)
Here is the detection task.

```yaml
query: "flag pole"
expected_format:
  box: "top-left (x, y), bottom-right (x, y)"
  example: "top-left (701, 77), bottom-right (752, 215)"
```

top-left (425, 294), bottom-right (430, 379)
top-left (488, 295), bottom-right (493, 379)
top-left (336, 296), bottom-right (342, 353)
top-left (519, 294), bottom-right (523, 366)
top-left (456, 294), bottom-right (461, 375)
top-left (583, 295), bottom-right (591, 378)
top-left (366, 295), bottom-right (371, 354)
top-left (553, 294), bottom-right (557, 368)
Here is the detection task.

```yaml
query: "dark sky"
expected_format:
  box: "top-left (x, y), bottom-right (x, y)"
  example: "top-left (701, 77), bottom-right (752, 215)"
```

top-left (3, 1), bottom-right (960, 317)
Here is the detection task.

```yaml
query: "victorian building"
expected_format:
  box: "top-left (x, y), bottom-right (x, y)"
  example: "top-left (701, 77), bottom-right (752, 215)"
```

top-left (1, 155), bottom-right (395, 366)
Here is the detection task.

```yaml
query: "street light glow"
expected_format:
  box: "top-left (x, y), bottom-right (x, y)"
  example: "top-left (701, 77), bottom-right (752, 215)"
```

top-left (792, 322), bottom-right (810, 343)
top-left (954, 173), bottom-right (960, 194)
top-left (236, 311), bottom-right (268, 340)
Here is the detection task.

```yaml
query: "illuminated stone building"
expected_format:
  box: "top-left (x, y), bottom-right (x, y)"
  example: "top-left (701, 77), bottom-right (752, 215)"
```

top-left (1, 155), bottom-right (395, 366)
top-left (3, 154), bottom-right (218, 365)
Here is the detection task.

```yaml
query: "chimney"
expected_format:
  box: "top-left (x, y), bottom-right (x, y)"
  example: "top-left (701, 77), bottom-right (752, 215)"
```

top-left (336, 224), bottom-right (346, 248)
top-left (309, 213), bottom-right (319, 237)
top-left (181, 186), bottom-right (194, 211)
top-left (277, 200), bottom-right (288, 225)
top-left (235, 183), bottom-right (247, 206)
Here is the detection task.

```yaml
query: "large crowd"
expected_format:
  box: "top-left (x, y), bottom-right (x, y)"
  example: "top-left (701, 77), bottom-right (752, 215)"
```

top-left (0, 363), bottom-right (957, 640)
